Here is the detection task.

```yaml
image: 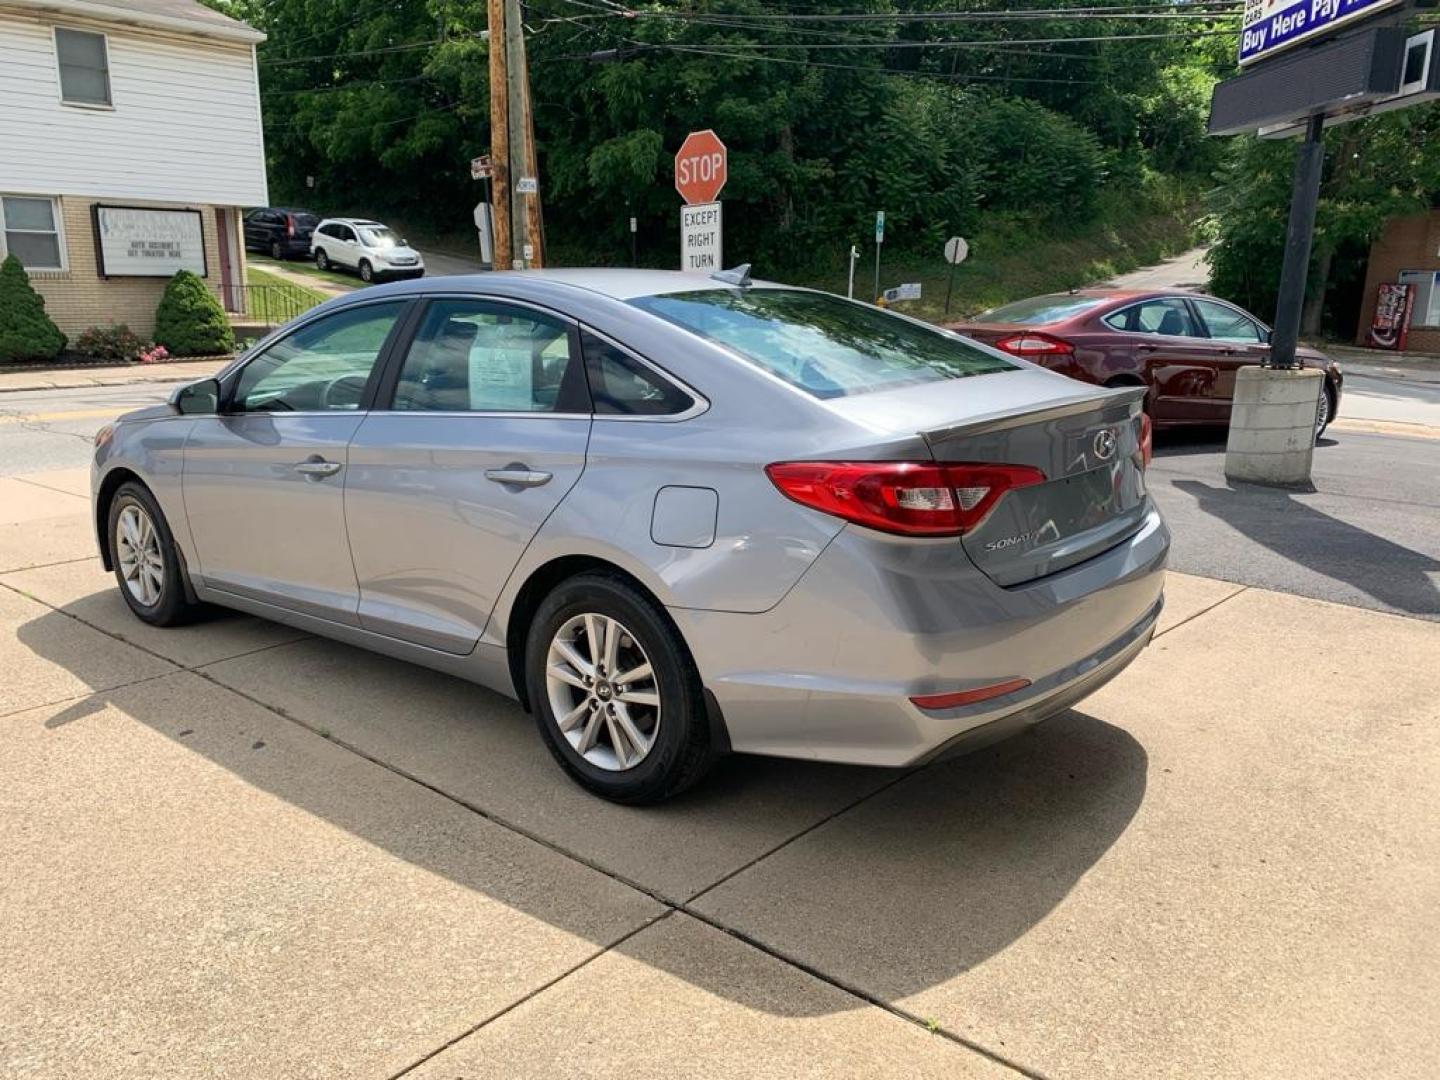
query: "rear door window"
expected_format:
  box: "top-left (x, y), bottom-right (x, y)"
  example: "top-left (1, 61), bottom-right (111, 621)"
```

top-left (1104, 299), bottom-right (1203, 338)
top-left (631, 289), bottom-right (1014, 399)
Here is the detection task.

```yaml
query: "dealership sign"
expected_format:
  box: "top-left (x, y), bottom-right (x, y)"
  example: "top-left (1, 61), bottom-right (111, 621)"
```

top-left (1240, 0), bottom-right (1404, 66)
top-left (94, 206), bottom-right (206, 278)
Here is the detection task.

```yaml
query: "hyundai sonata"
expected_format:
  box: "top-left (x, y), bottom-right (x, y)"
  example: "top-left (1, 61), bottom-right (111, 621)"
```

top-left (92, 269), bottom-right (1169, 803)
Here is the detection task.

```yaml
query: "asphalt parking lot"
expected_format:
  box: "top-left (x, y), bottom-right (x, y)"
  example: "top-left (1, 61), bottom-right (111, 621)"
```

top-left (2, 458), bottom-right (1438, 1078)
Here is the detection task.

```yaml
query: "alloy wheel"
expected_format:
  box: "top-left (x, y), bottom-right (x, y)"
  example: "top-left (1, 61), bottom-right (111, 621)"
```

top-left (545, 612), bottom-right (662, 771)
top-left (116, 504), bottom-right (164, 607)
top-left (1315, 387), bottom-right (1331, 438)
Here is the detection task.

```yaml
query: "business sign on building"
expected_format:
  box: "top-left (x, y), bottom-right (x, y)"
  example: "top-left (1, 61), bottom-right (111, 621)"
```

top-left (681, 201), bottom-right (722, 273)
top-left (1240, 0), bottom-right (1404, 66)
top-left (94, 206), bottom-right (207, 278)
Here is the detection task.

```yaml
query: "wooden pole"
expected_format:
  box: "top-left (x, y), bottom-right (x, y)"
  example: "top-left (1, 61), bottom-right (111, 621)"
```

top-left (486, 0), bottom-right (510, 270)
top-left (517, 26), bottom-right (544, 268)
top-left (503, 0), bottom-right (527, 268)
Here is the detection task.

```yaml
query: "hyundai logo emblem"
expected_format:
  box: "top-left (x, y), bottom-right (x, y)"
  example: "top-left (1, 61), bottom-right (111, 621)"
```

top-left (1092, 429), bottom-right (1118, 461)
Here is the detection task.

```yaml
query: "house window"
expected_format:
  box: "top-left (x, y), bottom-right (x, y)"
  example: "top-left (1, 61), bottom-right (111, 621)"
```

top-left (1398, 270), bottom-right (1440, 328)
top-left (0, 197), bottom-right (66, 271)
top-left (54, 28), bottom-right (111, 107)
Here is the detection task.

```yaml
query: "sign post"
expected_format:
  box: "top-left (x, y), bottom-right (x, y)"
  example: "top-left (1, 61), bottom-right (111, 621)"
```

top-left (675, 130), bottom-right (728, 273)
top-left (942, 235), bottom-right (969, 316)
top-left (847, 244), bottom-right (859, 299)
top-left (873, 211), bottom-right (885, 302)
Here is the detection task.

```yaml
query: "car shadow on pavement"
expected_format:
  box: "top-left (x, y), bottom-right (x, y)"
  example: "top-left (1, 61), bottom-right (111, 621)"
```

top-left (17, 604), bottom-right (1147, 1016)
top-left (1173, 478), bottom-right (1440, 616)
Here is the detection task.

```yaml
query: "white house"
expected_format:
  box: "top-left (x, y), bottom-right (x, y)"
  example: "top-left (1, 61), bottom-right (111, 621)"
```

top-left (0, 0), bottom-right (267, 338)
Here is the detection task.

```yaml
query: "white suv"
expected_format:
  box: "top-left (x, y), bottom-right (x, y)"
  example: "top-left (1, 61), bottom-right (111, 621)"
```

top-left (310, 218), bottom-right (425, 283)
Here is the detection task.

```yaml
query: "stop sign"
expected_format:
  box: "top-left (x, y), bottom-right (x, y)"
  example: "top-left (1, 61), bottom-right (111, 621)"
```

top-left (674, 129), bottom-right (728, 205)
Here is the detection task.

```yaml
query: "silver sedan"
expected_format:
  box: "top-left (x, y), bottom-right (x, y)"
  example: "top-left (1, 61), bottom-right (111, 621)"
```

top-left (92, 268), bottom-right (1169, 803)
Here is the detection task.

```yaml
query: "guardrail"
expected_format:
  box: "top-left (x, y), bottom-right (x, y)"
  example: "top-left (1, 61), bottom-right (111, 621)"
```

top-left (215, 282), bottom-right (323, 328)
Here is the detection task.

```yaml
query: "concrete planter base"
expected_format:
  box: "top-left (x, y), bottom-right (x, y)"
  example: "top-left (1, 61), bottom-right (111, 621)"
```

top-left (1223, 366), bottom-right (1323, 487)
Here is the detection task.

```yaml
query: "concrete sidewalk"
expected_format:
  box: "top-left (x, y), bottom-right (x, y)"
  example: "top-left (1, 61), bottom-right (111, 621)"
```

top-left (0, 357), bottom-right (228, 394)
top-left (1, 468), bottom-right (1436, 1079)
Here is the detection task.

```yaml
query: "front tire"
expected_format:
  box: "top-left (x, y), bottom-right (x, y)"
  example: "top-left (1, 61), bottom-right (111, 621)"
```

top-left (1316, 383), bottom-right (1335, 439)
top-left (526, 572), bottom-right (713, 804)
top-left (108, 482), bottom-right (198, 626)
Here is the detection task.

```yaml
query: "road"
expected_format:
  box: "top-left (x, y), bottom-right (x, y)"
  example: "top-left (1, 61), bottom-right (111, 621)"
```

top-left (1101, 245), bottom-right (1211, 291)
top-left (2, 369), bottom-right (1436, 620)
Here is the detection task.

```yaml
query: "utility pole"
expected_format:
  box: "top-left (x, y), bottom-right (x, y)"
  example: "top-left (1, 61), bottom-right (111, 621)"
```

top-left (487, 0), bottom-right (545, 269)
top-left (486, 0), bottom-right (510, 270)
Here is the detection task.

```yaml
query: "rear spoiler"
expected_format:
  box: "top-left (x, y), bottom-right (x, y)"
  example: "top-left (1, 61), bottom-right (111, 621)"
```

top-left (918, 385), bottom-right (1145, 444)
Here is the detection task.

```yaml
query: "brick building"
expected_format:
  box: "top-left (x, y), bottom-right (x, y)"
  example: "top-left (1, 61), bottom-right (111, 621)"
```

top-left (0, 0), bottom-right (267, 339)
top-left (1356, 209), bottom-right (1440, 354)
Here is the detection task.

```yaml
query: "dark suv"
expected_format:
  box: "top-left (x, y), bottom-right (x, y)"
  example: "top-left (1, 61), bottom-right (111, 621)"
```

top-left (243, 207), bottom-right (320, 261)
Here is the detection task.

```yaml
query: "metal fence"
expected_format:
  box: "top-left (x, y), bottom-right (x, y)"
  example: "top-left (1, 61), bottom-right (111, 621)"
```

top-left (215, 282), bottom-right (323, 329)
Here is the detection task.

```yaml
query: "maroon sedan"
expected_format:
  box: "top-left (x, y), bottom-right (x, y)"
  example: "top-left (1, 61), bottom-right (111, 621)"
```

top-left (950, 290), bottom-right (1343, 435)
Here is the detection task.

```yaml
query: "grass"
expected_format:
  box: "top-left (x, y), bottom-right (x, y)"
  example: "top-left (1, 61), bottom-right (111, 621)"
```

top-left (802, 194), bottom-right (1204, 324)
top-left (246, 265), bottom-right (331, 306)
top-left (250, 255), bottom-right (360, 292)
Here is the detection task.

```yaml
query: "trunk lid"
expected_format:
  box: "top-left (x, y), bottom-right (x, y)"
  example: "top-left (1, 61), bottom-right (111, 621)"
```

top-left (826, 370), bottom-right (1148, 587)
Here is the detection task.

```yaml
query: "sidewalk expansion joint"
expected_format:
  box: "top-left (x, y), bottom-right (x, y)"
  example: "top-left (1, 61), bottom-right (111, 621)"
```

top-left (9, 576), bottom-right (1052, 1078)
top-left (1154, 585), bottom-right (1249, 640)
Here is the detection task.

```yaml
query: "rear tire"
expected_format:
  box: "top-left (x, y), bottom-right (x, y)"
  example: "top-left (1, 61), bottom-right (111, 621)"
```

top-left (526, 572), bottom-right (713, 804)
top-left (270, 239), bottom-right (284, 261)
top-left (108, 482), bottom-right (199, 627)
top-left (359, 259), bottom-right (374, 284)
top-left (315, 248), bottom-right (330, 272)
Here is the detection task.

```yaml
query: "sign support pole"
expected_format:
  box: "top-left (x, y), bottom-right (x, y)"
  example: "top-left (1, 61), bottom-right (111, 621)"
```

top-left (847, 245), bottom-right (857, 299)
top-left (1268, 113), bottom-right (1326, 369)
top-left (873, 241), bottom-right (881, 303)
top-left (944, 259), bottom-right (958, 317)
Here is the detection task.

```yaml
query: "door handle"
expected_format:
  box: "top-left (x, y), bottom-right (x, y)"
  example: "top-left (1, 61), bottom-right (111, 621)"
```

top-left (485, 466), bottom-right (552, 488)
top-left (294, 459), bottom-right (342, 478)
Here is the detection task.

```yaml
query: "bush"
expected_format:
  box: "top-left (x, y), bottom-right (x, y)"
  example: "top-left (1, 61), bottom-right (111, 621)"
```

top-left (0, 254), bottom-right (66, 363)
top-left (75, 323), bottom-right (144, 362)
top-left (153, 270), bottom-right (233, 356)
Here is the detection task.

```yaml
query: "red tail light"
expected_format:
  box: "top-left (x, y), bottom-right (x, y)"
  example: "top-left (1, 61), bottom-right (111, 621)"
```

top-left (286, 214), bottom-right (296, 237)
top-left (765, 461), bottom-right (1046, 537)
top-left (994, 332), bottom-right (1074, 359)
top-left (1138, 411), bottom-right (1153, 467)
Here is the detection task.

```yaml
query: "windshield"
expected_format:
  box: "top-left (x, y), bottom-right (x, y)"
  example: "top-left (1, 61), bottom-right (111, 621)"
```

top-left (975, 294), bottom-right (1107, 325)
top-left (630, 289), bottom-right (1015, 399)
top-left (358, 225), bottom-right (400, 248)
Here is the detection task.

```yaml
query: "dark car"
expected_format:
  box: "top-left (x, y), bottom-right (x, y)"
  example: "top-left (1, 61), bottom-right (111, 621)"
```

top-left (950, 290), bottom-right (1343, 436)
top-left (242, 207), bottom-right (320, 261)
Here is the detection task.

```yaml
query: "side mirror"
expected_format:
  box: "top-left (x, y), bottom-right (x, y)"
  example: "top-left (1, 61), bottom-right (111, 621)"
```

top-left (172, 378), bottom-right (220, 415)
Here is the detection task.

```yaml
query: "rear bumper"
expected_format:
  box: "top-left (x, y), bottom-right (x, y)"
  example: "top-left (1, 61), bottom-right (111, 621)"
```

top-left (671, 505), bottom-right (1169, 766)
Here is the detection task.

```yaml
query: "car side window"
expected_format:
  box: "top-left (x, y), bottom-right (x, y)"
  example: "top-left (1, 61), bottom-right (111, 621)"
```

top-left (232, 302), bottom-right (406, 413)
top-left (1106, 299), bottom-right (1202, 338)
top-left (581, 331), bottom-right (695, 416)
top-left (1193, 299), bottom-right (1264, 343)
top-left (391, 299), bottom-right (587, 413)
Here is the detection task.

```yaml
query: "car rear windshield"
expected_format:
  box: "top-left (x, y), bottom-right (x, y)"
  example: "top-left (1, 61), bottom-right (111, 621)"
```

top-left (630, 288), bottom-right (1015, 399)
top-left (975, 294), bottom-right (1107, 325)
top-left (291, 212), bottom-right (319, 228)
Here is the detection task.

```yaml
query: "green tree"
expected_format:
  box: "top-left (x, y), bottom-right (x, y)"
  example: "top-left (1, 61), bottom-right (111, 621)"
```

top-left (153, 270), bottom-right (234, 356)
top-left (1207, 107), bottom-right (1440, 336)
top-left (0, 255), bottom-right (66, 363)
